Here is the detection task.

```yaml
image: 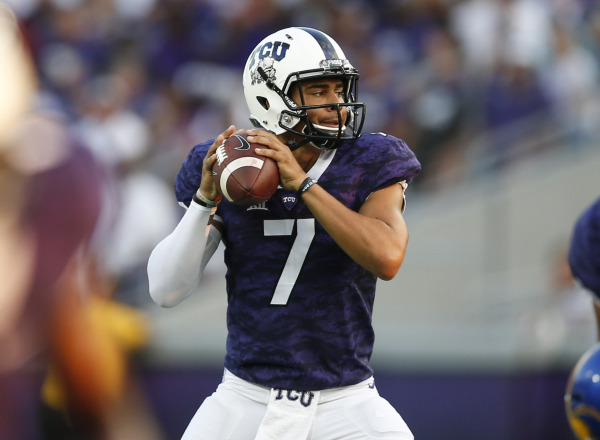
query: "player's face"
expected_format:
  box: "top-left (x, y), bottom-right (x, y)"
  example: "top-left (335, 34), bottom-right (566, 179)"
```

top-left (291, 78), bottom-right (348, 128)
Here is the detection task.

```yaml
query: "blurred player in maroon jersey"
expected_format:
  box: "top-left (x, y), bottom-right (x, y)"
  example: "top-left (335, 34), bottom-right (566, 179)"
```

top-left (0, 5), bottom-right (106, 439)
top-left (149, 27), bottom-right (420, 439)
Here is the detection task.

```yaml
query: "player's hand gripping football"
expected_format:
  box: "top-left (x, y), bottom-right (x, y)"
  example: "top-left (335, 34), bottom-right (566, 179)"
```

top-left (246, 129), bottom-right (307, 192)
top-left (199, 125), bottom-right (239, 201)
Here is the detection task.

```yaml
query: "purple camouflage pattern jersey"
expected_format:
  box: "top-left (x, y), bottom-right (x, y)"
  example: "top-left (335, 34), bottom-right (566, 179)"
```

top-left (175, 132), bottom-right (421, 391)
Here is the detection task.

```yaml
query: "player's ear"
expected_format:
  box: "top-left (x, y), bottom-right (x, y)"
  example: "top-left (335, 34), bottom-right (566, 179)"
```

top-left (256, 97), bottom-right (270, 110)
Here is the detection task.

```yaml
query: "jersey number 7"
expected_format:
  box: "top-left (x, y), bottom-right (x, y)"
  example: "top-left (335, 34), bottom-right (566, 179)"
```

top-left (264, 219), bottom-right (315, 305)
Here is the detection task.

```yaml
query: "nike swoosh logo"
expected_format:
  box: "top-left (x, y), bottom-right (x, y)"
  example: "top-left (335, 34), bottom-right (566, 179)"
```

top-left (234, 135), bottom-right (251, 150)
top-left (368, 381), bottom-right (376, 389)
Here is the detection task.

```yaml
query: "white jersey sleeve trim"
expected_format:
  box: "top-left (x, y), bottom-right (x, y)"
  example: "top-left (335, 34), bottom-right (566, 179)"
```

top-left (364, 180), bottom-right (408, 213)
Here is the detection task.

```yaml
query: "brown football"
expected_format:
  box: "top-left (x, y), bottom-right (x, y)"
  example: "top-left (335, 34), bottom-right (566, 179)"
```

top-left (212, 133), bottom-right (280, 206)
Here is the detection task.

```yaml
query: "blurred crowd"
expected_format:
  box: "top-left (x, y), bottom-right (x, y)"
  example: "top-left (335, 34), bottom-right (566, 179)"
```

top-left (6, 1), bottom-right (599, 177)
top-left (0, 0), bottom-right (597, 302)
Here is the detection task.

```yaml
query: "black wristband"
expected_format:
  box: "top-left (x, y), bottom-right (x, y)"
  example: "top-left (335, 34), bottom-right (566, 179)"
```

top-left (192, 194), bottom-right (211, 207)
top-left (297, 177), bottom-right (317, 197)
top-left (193, 190), bottom-right (219, 208)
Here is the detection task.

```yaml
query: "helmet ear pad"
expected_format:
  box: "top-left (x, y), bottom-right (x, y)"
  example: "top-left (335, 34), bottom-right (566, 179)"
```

top-left (247, 75), bottom-right (302, 135)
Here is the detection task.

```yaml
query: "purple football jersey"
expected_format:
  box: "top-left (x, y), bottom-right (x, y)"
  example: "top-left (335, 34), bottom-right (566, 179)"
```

top-left (175, 133), bottom-right (420, 390)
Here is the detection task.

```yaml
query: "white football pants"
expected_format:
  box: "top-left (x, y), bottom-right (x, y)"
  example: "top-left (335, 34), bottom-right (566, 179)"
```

top-left (181, 369), bottom-right (413, 440)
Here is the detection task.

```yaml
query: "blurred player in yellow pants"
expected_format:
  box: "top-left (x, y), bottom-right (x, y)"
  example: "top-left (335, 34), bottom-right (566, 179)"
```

top-left (39, 256), bottom-right (155, 440)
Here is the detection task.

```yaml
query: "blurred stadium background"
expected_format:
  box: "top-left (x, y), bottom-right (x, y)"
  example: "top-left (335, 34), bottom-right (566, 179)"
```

top-left (6, 0), bottom-right (600, 438)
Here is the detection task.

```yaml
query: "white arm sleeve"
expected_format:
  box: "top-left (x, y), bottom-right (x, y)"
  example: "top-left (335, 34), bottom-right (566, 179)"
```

top-left (147, 201), bottom-right (222, 308)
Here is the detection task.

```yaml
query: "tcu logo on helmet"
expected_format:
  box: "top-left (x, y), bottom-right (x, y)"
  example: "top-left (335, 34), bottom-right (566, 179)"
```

top-left (248, 41), bottom-right (290, 85)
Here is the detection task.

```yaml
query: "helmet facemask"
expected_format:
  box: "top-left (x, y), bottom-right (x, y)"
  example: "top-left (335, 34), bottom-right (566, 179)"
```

top-left (280, 69), bottom-right (365, 150)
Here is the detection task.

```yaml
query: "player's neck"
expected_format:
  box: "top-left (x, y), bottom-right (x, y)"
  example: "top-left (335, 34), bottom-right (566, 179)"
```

top-left (293, 144), bottom-right (320, 172)
top-left (278, 130), bottom-right (320, 172)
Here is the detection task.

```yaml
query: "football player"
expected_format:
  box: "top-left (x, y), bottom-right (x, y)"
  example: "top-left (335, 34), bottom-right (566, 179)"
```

top-left (566, 197), bottom-right (600, 439)
top-left (148, 27), bottom-right (420, 439)
top-left (569, 197), bottom-right (600, 338)
top-left (566, 343), bottom-right (600, 440)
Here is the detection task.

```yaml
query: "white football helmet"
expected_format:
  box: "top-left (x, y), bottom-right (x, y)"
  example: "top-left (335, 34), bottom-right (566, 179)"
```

top-left (242, 27), bottom-right (366, 150)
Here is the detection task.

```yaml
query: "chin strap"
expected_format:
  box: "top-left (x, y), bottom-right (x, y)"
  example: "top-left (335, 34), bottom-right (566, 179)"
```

top-left (301, 124), bottom-right (344, 150)
top-left (284, 123), bottom-right (346, 151)
top-left (285, 137), bottom-right (311, 151)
